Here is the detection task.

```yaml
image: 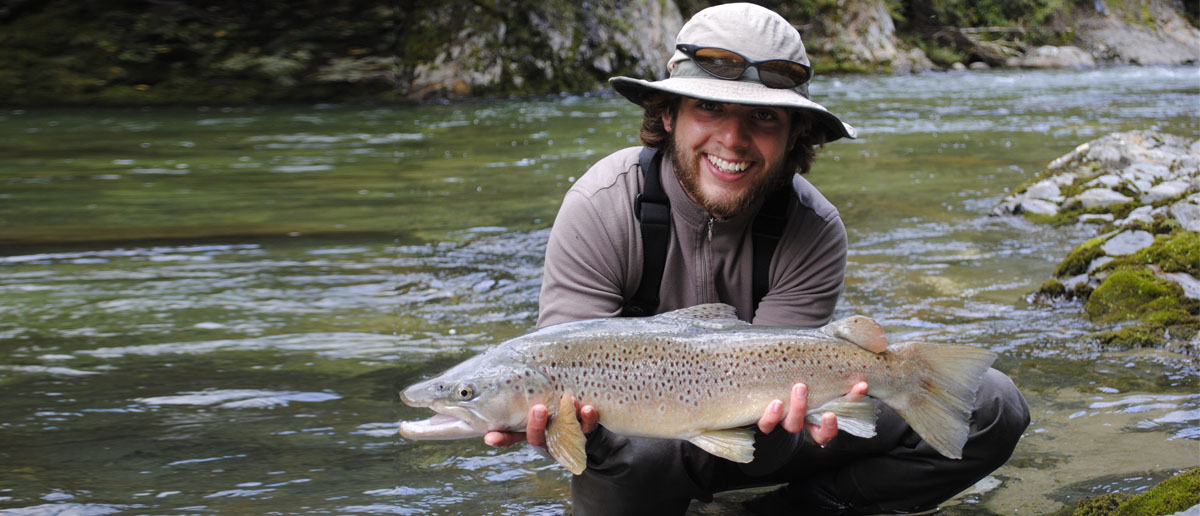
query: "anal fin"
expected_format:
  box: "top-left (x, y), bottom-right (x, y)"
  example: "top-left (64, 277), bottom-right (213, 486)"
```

top-left (687, 428), bottom-right (757, 463)
top-left (804, 395), bottom-right (878, 439)
top-left (545, 392), bottom-right (587, 475)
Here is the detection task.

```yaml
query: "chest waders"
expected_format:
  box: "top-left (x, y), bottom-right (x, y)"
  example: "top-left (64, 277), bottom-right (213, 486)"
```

top-left (620, 147), bottom-right (788, 319)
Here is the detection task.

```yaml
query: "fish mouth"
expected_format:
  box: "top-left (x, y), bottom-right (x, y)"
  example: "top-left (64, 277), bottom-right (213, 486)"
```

top-left (398, 409), bottom-right (489, 440)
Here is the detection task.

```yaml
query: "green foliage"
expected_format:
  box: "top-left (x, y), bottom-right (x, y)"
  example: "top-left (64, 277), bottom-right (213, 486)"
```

top-left (913, 0), bottom-right (1074, 28)
top-left (0, 0), bottom-right (400, 104)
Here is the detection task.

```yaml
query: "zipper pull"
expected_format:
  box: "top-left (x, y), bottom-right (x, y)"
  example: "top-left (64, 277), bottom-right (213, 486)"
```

top-left (706, 216), bottom-right (714, 242)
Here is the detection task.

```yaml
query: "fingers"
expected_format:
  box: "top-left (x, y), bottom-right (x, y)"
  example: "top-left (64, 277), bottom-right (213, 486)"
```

top-left (757, 399), bottom-right (784, 434)
top-left (525, 404), bottom-right (549, 447)
top-left (807, 411), bottom-right (838, 445)
top-left (782, 383), bottom-right (808, 434)
top-left (579, 404), bottom-right (599, 434)
top-left (850, 381), bottom-right (868, 398)
top-left (484, 430), bottom-right (526, 447)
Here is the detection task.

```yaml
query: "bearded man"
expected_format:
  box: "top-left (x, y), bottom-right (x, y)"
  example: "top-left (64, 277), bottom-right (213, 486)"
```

top-left (485, 4), bottom-right (1029, 515)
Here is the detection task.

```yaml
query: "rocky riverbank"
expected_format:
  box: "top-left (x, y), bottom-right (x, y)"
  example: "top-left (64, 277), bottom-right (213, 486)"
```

top-left (994, 131), bottom-right (1200, 352)
top-left (1, 0), bottom-right (1196, 105)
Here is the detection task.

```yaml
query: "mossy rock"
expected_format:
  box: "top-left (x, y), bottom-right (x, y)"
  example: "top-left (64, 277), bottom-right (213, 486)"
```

top-left (1051, 467), bottom-right (1200, 516)
top-left (1113, 467), bottom-right (1200, 515)
top-left (1046, 492), bottom-right (1131, 516)
top-left (1085, 267), bottom-right (1197, 324)
top-left (1097, 230), bottom-right (1200, 277)
top-left (1055, 235), bottom-right (1109, 278)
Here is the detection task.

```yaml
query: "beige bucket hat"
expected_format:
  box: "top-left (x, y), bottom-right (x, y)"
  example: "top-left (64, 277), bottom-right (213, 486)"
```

top-left (610, 2), bottom-right (856, 142)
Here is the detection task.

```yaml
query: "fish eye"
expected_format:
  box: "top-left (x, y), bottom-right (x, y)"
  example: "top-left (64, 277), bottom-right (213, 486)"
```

top-left (453, 383), bottom-right (475, 400)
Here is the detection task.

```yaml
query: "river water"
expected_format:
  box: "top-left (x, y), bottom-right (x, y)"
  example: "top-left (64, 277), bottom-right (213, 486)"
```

top-left (0, 66), bottom-right (1197, 515)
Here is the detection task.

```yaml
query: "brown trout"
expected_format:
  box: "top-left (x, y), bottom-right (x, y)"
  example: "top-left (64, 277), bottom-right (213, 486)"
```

top-left (398, 304), bottom-right (996, 475)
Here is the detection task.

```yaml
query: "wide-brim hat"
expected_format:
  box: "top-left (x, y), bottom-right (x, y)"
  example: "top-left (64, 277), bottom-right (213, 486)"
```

top-left (610, 2), bottom-right (856, 142)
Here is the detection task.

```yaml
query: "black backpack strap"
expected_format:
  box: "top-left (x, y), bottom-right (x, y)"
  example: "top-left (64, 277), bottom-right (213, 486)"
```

top-left (751, 187), bottom-right (791, 315)
top-left (622, 147), bottom-right (669, 317)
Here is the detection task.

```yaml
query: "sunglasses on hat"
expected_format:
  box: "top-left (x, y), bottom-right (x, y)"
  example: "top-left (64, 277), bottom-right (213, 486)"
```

top-left (676, 44), bottom-right (812, 90)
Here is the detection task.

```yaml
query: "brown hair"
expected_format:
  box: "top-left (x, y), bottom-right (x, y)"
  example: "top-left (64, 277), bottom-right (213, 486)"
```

top-left (637, 92), bottom-right (827, 176)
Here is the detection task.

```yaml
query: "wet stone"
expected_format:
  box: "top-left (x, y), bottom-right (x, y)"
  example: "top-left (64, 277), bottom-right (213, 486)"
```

top-left (1087, 256), bottom-right (1114, 273)
top-left (1142, 180), bottom-right (1190, 204)
top-left (1019, 198), bottom-right (1059, 216)
top-left (1024, 180), bottom-right (1062, 201)
top-left (1169, 194), bottom-right (1200, 231)
top-left (1100, 230), bottom-right (1154, 256)
top-left (1074, 188), bottom-right (1132, 209)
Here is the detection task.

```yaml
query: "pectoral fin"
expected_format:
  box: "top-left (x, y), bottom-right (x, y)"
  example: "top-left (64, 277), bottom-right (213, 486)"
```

top-left (804, 395), bottom-right (878, 439)
top-left (545, 392), bottom-right (587, 475)
top-left (687, 428), bottom-right (757, 463)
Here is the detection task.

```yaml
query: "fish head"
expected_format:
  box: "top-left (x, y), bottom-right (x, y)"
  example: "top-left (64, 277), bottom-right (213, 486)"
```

top-left (398, 351), bottom-right (552, 440)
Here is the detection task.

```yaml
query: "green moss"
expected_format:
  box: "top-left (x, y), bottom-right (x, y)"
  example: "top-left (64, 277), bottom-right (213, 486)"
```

top-left (1038, 279), bottom-right (1068, 298)
top-left (1071, 493), bottom-right (1132, 516)
top-left (1094, 324), bottom-right (1167, 348)
top-left (1085, 266), bottom-right (1200, 346)
top-left (1113, 467), bottom-right (1200, 516)
top-left (1085, 267), bottom-right (1190, 323)
top-left (1055, 235), bottom-right (1108, 278)
top-left (1097, 230), bottom-right (1200, 277)
top-left (1050, 468), bottom-right (1199, 516)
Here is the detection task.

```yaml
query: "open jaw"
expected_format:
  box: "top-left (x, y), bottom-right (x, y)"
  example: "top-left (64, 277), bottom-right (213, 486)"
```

top-left (398, 412), bottom-right (488, 440)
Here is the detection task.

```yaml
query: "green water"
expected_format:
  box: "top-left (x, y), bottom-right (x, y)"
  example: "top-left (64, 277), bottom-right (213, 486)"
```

top-left (0, 66), bottom-right (1197, 515)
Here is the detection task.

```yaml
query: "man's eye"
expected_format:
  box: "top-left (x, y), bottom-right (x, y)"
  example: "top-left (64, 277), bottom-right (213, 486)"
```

top-left (698, 101), bottom-right (721, 111)
top-left (753, 110), bottom-right (778, 121)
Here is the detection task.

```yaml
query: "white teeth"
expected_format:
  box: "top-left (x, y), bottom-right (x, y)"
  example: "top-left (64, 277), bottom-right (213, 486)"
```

top-left (707, 154), bottom-right (749, 173)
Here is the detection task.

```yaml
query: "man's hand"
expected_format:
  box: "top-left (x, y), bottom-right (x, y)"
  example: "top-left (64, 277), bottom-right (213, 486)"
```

top-left (483, 399), bottom-right (599, 448)
top-left (757, 381), bottom-right (869, 445)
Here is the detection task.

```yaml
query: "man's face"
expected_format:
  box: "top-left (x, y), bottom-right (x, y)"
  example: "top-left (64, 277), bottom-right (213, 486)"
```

top-left (664, 97), bottom-right (800, 219)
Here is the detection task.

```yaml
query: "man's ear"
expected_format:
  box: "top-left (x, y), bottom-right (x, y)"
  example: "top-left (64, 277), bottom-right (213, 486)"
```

top-left (662, 110), bottom-right (674, 134)
top-left (786, 111), bottom-right (808, 150)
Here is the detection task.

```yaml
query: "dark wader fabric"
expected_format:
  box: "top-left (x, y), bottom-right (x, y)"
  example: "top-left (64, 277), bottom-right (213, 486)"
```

top-left (569, 368), bottom-right (1030, 516)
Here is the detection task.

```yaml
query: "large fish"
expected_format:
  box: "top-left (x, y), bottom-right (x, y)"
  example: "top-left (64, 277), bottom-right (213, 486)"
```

top-left (398, 304), bottom-right (996, 475)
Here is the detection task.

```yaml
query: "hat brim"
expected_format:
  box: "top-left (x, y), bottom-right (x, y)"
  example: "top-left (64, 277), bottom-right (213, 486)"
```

top-left (610, 76), bottom-right (856, 142)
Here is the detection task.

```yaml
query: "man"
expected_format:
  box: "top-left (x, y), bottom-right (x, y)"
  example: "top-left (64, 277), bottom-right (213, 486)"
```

top-left (487, 3), bottom-right (1029, 515)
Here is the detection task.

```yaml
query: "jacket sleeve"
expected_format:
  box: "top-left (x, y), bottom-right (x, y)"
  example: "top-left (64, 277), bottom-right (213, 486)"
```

top-left (536, 161), bottom-right (641, 328)
top-left (751, 205), bottom-right (848, 328)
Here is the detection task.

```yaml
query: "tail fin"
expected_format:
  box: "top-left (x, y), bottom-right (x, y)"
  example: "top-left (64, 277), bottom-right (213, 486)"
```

top-left (884, 342), bottom-right (997, 459)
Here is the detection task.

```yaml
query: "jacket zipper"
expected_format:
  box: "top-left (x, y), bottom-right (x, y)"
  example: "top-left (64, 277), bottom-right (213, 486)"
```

top-left (700, 215), bottom-right (715, 301)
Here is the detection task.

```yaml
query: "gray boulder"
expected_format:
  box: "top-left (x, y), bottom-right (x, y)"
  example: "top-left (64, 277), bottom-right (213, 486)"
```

top-left (1006, 45), bottom-right (1096, 69)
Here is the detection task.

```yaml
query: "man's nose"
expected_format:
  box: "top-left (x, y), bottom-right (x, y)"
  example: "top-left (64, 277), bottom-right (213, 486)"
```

top-left (715, 114), bottom-right (751, 149)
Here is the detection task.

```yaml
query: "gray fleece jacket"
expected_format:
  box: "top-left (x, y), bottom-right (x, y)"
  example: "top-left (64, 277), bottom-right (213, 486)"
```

top-left (537, 146), bottom-right (847, 328)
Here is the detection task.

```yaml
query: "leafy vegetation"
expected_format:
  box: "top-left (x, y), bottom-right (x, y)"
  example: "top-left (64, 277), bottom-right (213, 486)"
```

top-left (0, 0), bottom-right (1194, 105)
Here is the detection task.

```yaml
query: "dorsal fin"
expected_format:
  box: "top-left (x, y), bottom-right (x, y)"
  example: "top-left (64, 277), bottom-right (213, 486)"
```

top-left (654, 303), bottom-right (749, 330)
top-left (822, 315), bottom-right (888, 353)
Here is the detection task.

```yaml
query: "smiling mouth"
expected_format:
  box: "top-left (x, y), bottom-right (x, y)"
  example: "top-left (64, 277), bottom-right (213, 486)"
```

top-left (706, 154), bottom-right (751, 174)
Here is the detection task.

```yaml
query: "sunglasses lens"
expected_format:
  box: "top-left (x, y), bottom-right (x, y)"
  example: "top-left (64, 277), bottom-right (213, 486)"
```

top-left (692, 47), bottom-right (747, 79)
top-left (758, 60), bottom-right (811, 89)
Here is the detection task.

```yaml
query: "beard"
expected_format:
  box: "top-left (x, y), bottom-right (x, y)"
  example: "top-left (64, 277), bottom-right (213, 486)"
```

top-left (669, 143), bottom-right (792, 219)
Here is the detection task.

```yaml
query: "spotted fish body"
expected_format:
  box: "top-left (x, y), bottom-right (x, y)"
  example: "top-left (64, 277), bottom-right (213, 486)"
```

top-left (399, 304), bottom-right (997, 474)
